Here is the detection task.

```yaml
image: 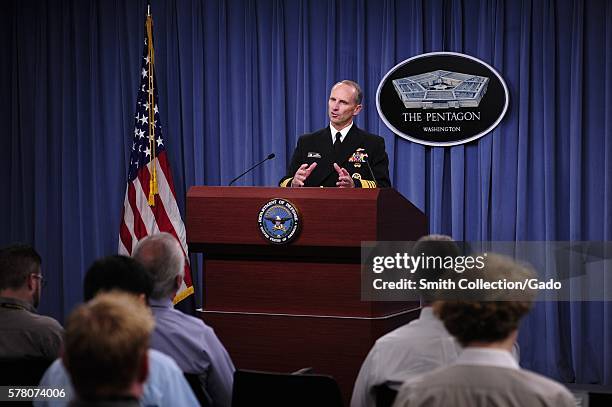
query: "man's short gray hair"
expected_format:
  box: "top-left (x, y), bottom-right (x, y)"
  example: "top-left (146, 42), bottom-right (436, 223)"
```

top-left (132, 233), bottom-right (184, 301)
top-left (334, 80), bottom-right (363, 104)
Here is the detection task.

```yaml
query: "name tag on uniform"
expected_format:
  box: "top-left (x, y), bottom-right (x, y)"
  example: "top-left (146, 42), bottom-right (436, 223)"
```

top-left (307, 152), bottom-right (321, 158)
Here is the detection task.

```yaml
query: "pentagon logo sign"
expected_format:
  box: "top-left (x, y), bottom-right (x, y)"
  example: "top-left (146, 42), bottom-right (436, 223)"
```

top-left (377, 52), bottom-right (509, 147)
top-left (258, 198), bottom-right (300, 244)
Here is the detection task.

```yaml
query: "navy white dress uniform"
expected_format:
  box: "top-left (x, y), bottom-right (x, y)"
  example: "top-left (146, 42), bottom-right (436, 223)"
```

top-left (279, 123), bottom-right (391, 188)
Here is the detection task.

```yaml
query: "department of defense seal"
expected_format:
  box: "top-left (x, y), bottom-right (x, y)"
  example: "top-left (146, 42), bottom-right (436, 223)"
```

top-left (257, 198), bottom-right (300, 244)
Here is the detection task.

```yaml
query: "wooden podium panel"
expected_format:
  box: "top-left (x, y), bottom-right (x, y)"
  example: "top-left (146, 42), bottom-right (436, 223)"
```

top-left (187, 187), bottom-right (427, 403)
top-left (203, 259), bottom-right (410, 317)
top-left (187, 187), bottom-right (427, 248)
top-left (200, 308), bottom-right (420, 405)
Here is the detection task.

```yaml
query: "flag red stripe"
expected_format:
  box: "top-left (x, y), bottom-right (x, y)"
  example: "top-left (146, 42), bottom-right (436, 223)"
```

top-left (137, 162), bottom-right (151, 200)
top-left (128, 182), bottom-right (148, 240)
top-left (119, 209), bottom-right (133, 254)
top-left (136, 159), bottom-right (193, 287)
top-left (151, 194), bottom-right (179, 242)
top-left (151, 193), bottom-right (193, 286)
top-left (136, 163), bottom-right (177, 242)
top-left (157, 152), bottom-right (178, 201)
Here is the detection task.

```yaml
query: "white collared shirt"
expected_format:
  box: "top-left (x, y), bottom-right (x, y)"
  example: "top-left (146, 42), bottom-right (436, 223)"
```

top-left (350, 307), bottom-right (461, 407)
top-left (393, 345), bottom-right (574, 407)
top-left (454, 347), bottom-right (520, 369)
top-left (330, 121), bottom-right (354, 144)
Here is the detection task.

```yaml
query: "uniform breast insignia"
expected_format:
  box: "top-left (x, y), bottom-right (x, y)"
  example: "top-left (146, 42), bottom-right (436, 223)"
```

top-left (307, 152), bottom-right (322, 158)
top-left (349, 148), bottom-right (368, 168)
top-left (258, 198), bottom-right (300, 244)
top-left (352, 173), bottom-right (362, 180)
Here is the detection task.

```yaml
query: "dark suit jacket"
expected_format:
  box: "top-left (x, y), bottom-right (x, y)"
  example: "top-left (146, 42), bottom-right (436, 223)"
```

top-left (279, 126), bottom-right (391, 188)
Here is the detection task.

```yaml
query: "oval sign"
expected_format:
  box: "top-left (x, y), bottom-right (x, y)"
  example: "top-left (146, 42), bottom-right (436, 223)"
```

top-left (257, 198), bottom-right (300, 244)
top-left (376, 52), bottom-right (509, 147)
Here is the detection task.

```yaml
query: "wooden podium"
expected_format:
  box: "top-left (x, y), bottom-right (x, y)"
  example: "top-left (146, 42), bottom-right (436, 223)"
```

top-left (186, 187), bottom-right (427, 404)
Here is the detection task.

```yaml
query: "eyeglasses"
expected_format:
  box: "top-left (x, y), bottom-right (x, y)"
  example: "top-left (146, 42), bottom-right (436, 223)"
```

top-left (31, 274), bottom-right (47, 288)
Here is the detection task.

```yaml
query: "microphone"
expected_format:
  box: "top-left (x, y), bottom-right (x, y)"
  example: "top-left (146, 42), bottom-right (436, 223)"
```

top-left (228, 153), bottom-right (275, 186)
top-left (364, 156), bottom-right (378, 186)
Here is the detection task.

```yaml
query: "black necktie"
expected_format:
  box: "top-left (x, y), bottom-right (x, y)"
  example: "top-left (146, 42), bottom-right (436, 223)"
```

top-left (333, 132), bottom-right (342, 151)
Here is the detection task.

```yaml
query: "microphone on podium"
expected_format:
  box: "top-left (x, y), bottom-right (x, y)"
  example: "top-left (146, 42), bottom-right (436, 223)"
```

top-left (364, 156), bottom-right (378, 186)
top-left (228, 153), bottom-right (276, 186)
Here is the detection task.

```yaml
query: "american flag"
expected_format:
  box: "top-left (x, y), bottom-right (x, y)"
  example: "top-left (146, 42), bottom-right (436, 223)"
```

top-left (118, 9), bottom-right (193, 303)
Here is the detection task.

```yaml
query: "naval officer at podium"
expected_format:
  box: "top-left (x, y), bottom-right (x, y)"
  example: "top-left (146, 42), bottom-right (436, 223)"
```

top-left (279, 80), bottom-right (391, 188)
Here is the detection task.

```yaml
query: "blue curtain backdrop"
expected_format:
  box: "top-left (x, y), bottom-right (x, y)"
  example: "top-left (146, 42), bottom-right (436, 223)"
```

top-left (2, 0), bottom-right (611, 384)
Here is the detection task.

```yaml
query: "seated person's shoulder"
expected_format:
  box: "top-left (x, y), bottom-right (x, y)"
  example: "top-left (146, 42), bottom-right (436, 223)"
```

top-left (21, 315), bottom-right (64, 357)
top-left (376, 316), bottom-right (453, 346)
top-left (39, 357), bottom-right (68, 384)
top-left (37, 357), bottom-right (75, 402)
top-left (175, 311), bottom-right (219, 340)
top-left (148, 348), bottom-right (183, 372)
top-left (512, 369), bottom-right (575, 403)
top-left (32, 314), bottom-right (63, 331)
top-left (180, 311), bottom-right (211, 329)
top-left (394, 367), bottom-right (445, 401)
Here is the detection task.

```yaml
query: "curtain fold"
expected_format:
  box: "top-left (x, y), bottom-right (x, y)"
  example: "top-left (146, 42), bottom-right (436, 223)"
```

top-left (3, 0), bottom-right (611, 385)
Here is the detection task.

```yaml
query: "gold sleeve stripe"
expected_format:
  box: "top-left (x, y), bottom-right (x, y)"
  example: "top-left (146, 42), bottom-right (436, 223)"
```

top-left (361, 179), bottom-right (377, 188)
top-left (280, 178), bottom-right (292, 187)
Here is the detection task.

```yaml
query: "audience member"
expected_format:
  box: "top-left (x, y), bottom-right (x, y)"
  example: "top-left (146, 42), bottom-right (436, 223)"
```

top-left (36, 255), bottom-right (198, 407)
top-left (82, 255), bottom-right (154, 303)
top-left (63, 291), bottom-right (152, 406)
top-left (0, 244), bottom-right (63, 359)
top-left (392, 254), bottom-right (575, 407)
top-left (133, 233), bottom-right (235, 407)
top-left (351, 235), bottom-right (462, 407)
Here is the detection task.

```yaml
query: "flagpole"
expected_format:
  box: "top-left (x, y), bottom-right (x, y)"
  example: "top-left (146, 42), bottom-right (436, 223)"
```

top-left (146, 6), bottom-right (158, 206)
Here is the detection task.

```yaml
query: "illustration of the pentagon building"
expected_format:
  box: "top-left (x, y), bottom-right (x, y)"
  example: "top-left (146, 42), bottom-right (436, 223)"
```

top-left (392, 70), bottom-right (489, 109)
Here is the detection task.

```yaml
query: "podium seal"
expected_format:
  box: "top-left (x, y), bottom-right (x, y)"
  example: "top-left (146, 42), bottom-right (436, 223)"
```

top-left (257, 198), bottom-right (300, 244)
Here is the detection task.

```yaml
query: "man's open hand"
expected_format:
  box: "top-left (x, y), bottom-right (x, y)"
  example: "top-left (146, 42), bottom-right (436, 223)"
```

top-left (291, 162), bottom-right (318, 187)
top-left (334, 163), bottom-right (355, 188)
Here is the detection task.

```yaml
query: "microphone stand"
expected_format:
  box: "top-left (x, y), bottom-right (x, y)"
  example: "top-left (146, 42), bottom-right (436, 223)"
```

top-left (228, 153), bottom-right (275, 186)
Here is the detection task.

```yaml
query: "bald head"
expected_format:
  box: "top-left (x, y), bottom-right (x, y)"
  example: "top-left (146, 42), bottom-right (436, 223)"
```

top-left (332, 80), bottom-right (363, 104)
top-left (132, 233), bottom-right (184, 301)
